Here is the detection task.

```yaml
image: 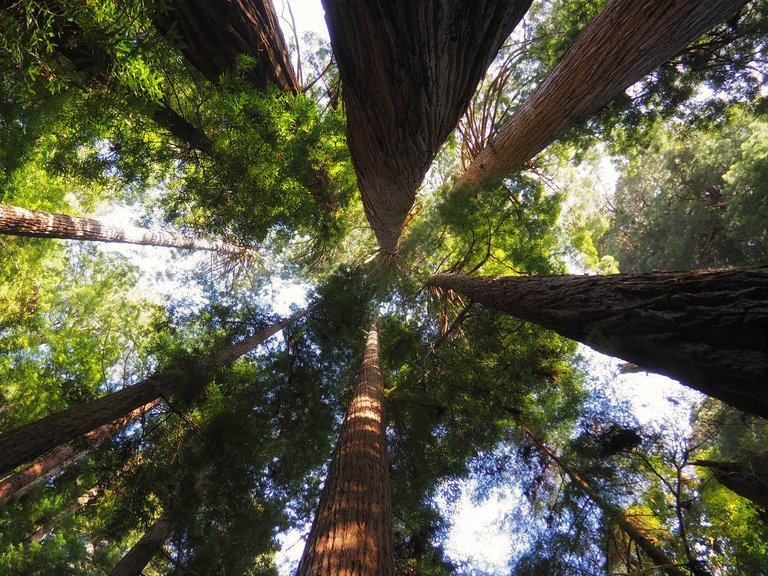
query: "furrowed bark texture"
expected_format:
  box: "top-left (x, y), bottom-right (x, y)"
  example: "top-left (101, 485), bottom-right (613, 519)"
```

top-left (321, 0), bottom-right (532, 254)
top-left (109, 513), bottom-right (173, 576)
top-left (159, 0), bottom-right (298, 92)
top-left (0, 311), bottom-right (305, 476)
top-left (0, 399), bottom-right (159, 503)
top-left (525, 428), bottom-right (687, 576)
top-left (297, 323), bottom-right (394, 576)
top-left (693, 459), bottom-right (768, 510)
top-left (428, 268), bottom-right (768, 417)
top-left (0, 204), bottom-right (249, 254)
top-left (457, 0), bottom-right (749, 188)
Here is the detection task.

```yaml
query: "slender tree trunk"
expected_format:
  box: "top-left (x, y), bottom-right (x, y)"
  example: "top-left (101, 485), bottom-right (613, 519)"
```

top-left (427, 268), bottom-right (768, 417)
top-left (524, 427), bottom-right (688, 576)
top-left (0, 309), bottom-right (307, 476)
top-left (693, 459), bottom-right (768, 511)
top-left (0, 204), bottom-right (251, 255)
top-left (154, 0), bottom-right (298, 92)
top-left (24, 485), bottom-right (102, 544)
top-left (456, 0), bottom-right (749, 188)
top-left (108, 513), bottom-right (174, 576)
top-left (321, 0), bottom-right (531, 254)
top-left (0, 399), bottom-right (159, 503)
top-left (296, 322), bottom-right (394, 576)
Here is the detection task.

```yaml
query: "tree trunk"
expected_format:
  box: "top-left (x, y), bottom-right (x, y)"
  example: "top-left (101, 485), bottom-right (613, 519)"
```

top-left (0, 309), bottom-right (307, 476)
top-left (296, 322), bottom-right (394, 576)
top-left (25, 485), bottom-right (102, 544)
top-left (456, 0), bottom-right (749, 188)
top-left (693, 459), bottom-right (768, 511)
top-left (427, 268), bottom-right (768, 417)
top-left (321, 0), bottom-right (532, 254)
top-left (0, 399), bottom-right (159, 503)
top-left (155, 0), bottom-right (298, 92)
top-left (524, 427), bottom-right (688, 576)
top-left (109, 513), bottom-right (174, 576)
top-left (0, 204), bottom-right (252, 255)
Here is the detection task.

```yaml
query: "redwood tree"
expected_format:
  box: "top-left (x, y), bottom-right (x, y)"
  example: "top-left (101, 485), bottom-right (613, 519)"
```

top-left (296, 322), bottom-right (394, 576)
top-left (428, 268), bottom-right (768, 417)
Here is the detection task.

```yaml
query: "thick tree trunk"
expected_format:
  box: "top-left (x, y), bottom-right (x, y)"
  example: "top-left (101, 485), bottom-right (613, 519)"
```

top-left (109, 513), bottom-right (173, 576)
top-left (524, 428), bottom-right (688, 576)
top-left (0, 309), bottom-right (307, 476)
top-left (693, 459), bottom-right (768, 511)
top-left (296, 323), bottom-right (394, 576)
top-left (456, 0), bottom-right (749, 188)
top-left (25, 485), bottom-right (102, 544)
top-left (0, 204), bottom-right (251, 254)
top-left (0, 399), bottom-right (159, 503)
top-left (321, 0), bottom-right (532, 254)
top-left (427, 268), bottom-right (768, 417)
top-left (156, 0), bottom-right (298, 92)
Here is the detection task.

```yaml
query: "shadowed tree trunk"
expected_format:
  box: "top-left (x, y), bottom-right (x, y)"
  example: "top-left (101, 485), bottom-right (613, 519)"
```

top-left (296, 322), bottom-right (394, 576)
top-left (0, 309), bottom-right (308, 476)
top-left (524, 427), bottom-right (688, 576)
top-left (456, 0), bottom-right (749, 188)
top-left (24, 485), bottom-right (102, 544)
top-left (0, 204), bottom-right (253, 255)
top-left (155, 0), bottom-right (298, 92)
top-left (693, 459), bottom-right (768, 511)
top-left (427, 268), bottom-right (768, 417)
top-left (321, 0), bottom-right (532, 254)
top-left (0, 399), bottom-right (159, 503)
top-left (109, 513), bottom-right (173, 576)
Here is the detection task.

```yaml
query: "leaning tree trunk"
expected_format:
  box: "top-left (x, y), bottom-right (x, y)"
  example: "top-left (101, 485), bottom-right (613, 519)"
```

top-left (321, 0), bottom-right (532, 254)
top-left (0, 399), bottom-right (159, 503)
top-left (524, 427), bottom-right (688, 576)
top-left (693, 459), bottom-right (768, 511)
top-left (24, 485), bottom-right (102, 544)
top-left (0, 309), bottom-right (307, 476)
top-left (456, 0), bottom-right (749, 188)
top-left (296, 322), bottom-right (394, 576)
top-left (0, 204), bottom-right (252, 255)
top-left (109, 513), bottom-right (174, 576)
top-left (427, 268), bottom-right (768, 417)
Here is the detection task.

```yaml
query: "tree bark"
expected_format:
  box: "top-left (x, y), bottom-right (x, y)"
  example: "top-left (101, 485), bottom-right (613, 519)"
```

top-left (0, 399), bottom-right (159, 503)
top-left (25, 485), bottom-right (102, 544)
top-left (427, 268), bottom-right (768, 417)
top-left (456, 0), bottom-right (749, 188)
top-left (155, 0), bottom-right (298, 92)
top-left (0, 204), bottom-right (252, 255)
top-left (693, 459), bottom-right (768, 510)
top-left (109, 513), bottom-right (174, 576)
top-left (296, 322), bottom-right (394, 576)
top-left (0, 309), bottom-right (307, 476)
top-left (321, 0), bottom-right (532, 254)
top-left (524, 427), bottom-right (688, 576)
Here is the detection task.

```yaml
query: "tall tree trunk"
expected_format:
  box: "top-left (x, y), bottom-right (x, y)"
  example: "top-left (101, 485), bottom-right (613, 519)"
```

top-left (321, 0), bottom-right (532, 254)
top-left (456, 0), bottom-right (749, 188)
top-left (524, 427), bottom-right (688, 576)
top-left (0, 204), bottom-right (252, 255)
top-left (427, 268), bottom-right (768, 417)
top-left (0, 309), bottom-right (307, 476)
top-left (693, 459), bottom-right (768, 511)
top-left (154, 0), bottom-right (298, 92)
top-left (24, 485), bottom-right (102, 544)
top-left (296, 322), bottom-right (394, 576)
top-left (0, 399), bottom-right (159, 503)
top-left (108, 513), bottom-right (174, 576)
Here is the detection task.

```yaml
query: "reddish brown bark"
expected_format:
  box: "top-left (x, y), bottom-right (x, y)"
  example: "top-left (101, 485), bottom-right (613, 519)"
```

top-left (322, 0), bottom-right (532, 254)
top-left (0, 400), bottom-right (159, 503)
top-left (157, 0), bottom-right (298, 92)
top-left (456, 0), bottom-right (749, 188)
top-left (297, 323), bottom-right (394, 576)
top-left (428, 268), bottom-right (768, 417)
top-left (109, 513), bottom-right (174, 576)
top-left (0, 309), bottom-right (307, 476)
top-left (0, 204), bottom-right (251, 255)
